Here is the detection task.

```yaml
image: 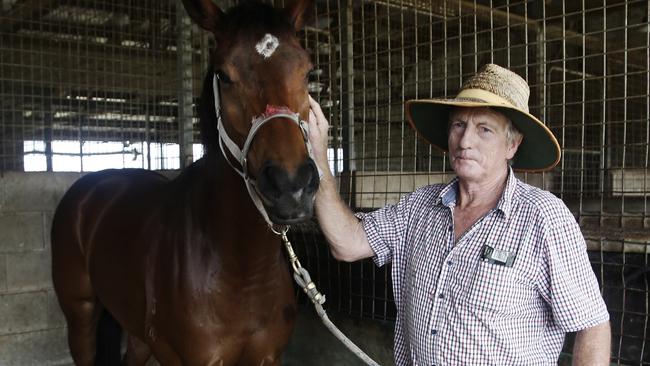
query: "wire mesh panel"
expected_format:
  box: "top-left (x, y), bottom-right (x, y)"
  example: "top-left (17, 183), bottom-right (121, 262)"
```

top-left (1, 0), bottom-right (649, 363)
top-left (0, 0), bottom-right (208, 172)
top-left (297, 0), bottom-right (649, 364)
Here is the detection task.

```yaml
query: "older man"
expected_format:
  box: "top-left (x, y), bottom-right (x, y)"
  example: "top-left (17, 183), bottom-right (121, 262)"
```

top-left (308, 64), bottom-right (610, 365)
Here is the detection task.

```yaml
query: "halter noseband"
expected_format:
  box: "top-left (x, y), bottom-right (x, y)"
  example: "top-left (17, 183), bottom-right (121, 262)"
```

top-left (212, 74), bottom-right (318, 227)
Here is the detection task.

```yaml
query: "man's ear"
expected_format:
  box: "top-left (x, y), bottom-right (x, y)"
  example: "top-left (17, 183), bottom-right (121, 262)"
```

top-left (506, 134), bottom-right (523, 160)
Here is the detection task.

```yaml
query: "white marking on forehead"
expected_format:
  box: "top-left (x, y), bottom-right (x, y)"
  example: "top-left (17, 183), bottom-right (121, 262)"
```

top-left (255, 33), bottom-right (280, 59)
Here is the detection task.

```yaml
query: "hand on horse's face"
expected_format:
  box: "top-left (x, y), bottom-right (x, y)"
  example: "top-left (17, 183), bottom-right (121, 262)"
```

top-left (308, 95), bottom-right (330, 173)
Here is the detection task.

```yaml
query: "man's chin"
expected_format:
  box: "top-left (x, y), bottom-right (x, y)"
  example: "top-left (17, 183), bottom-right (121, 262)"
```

top-left (452, 163), bottom-right (483, 180)
top-left (452, 159), bottom-right (477, 170)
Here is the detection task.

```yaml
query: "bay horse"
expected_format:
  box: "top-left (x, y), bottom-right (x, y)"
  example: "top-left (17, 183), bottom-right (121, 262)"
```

top-left (51, 0), bottom-right (319, 364)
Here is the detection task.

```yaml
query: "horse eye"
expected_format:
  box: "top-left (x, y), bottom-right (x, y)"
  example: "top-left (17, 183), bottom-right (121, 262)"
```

top-left (216, 70), bottom-right (232, 84)
top-left (305, 67), bottom-right (316, 81)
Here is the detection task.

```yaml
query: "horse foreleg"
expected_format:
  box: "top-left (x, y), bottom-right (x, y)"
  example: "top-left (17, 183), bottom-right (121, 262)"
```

top-left (122, 334), bottom-right (152, 366)
top-left (60, 298), bottom-right (101, 366)
top-left (52, 239), bottom-right (102, 365)
top-left (52, 216), bottom-right (111, 365)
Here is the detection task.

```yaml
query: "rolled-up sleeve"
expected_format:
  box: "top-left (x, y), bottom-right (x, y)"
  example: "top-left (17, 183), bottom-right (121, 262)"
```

top-left (354, 192), bottom-right (413, 267)
top-left (537, 202), bottom-right (610, 332)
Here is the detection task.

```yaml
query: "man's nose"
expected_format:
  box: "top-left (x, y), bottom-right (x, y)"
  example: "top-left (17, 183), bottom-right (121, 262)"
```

top-left (457, 126), bottom-right (476, 148)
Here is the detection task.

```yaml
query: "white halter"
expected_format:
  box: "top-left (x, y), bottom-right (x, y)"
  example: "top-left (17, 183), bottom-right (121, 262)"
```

top-left (212, 74), bottom-right (317, 227)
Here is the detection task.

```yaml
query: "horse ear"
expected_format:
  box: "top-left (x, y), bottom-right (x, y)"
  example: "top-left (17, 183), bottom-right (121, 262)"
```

top-left (181, 0), bottom-right (224, 33)
top-left (284, 0), bottom-right (314, 31)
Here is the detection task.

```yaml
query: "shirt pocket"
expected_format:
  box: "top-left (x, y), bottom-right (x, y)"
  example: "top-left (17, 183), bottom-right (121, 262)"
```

top-left (462, 261), bottom-right (518, 312)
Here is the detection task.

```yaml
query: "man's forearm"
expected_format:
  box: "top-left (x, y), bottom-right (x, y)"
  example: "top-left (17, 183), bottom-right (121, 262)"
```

top-left (308, 95), bottom-right (373, 262)
top-left (314, 172), bottom-right (374, 262)
top-left (572, 321), bottom-right (611, 366)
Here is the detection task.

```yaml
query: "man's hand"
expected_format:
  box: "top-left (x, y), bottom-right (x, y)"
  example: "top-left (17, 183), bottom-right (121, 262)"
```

top-left (307, 95), bottom-right (374, 262)
top-left (308, 95), bottom-right (330, 176)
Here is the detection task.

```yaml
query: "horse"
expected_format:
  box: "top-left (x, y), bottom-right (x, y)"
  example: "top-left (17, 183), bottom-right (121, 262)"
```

top-left (51, 0), bottom-right (319, 364)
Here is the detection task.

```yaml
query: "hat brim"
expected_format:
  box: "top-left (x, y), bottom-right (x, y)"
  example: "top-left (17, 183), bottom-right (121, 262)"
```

top-left (406, 98), bottom-right (561, 172)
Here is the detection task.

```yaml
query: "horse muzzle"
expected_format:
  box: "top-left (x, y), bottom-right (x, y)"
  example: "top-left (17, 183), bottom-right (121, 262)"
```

top-left (256, 158), bottom-right (320, 224)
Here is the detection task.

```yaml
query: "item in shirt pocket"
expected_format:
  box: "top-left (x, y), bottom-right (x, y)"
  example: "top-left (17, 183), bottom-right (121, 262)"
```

top-left (480, 245), bottom-right (516, 267)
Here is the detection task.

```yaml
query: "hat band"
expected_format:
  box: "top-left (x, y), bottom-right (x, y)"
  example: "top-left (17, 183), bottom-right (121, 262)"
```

top-left (456, 88), bottom-right (526, 111)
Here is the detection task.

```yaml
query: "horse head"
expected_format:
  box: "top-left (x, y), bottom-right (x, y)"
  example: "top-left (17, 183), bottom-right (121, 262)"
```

top-left (183, 0), bottom-right (319, 225)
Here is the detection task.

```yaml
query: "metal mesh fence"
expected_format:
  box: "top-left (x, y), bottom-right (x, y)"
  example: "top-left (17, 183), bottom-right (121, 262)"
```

top-left (295, 0), bottom-right (649, 364)
top-left (0, 0), bottom-right (206, 172)
top-left (1, 0), bottom-right (649, 364)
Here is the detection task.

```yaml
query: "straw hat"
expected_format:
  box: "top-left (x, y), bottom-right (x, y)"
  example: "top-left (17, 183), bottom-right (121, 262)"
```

top-left (405, 63), bottom-right (561, 172)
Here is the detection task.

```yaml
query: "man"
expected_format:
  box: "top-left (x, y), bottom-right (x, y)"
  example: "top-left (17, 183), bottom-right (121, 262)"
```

top-left (307, 64), bottom-right (611, 365)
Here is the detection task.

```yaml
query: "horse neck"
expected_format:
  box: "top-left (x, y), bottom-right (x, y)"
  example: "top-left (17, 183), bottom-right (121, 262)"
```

top-left (152, 157), bottom-right (285, 300)
top-left (201, 153), bottom-right (282, 265)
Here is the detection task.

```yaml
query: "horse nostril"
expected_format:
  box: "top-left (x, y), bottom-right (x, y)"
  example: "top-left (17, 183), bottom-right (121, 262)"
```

top-left (258, 162), bottom-right (284, 200)
top-left (258, 159), bottom-right (319, 203)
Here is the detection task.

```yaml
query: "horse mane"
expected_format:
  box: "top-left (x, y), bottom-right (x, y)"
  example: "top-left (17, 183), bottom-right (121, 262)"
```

top-left (199, 62), bottom-right (219, 157)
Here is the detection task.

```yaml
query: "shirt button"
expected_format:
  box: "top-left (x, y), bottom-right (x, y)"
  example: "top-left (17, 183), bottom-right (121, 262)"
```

top-left (447, 260), bottom-right (453, 266)
top-left (431, 329), bottom-right (437, 335)
top-left (438, 293), bottom-right (445, 299)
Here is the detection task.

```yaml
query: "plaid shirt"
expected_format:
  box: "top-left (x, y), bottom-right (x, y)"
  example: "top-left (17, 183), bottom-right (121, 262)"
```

top-left (357, 169), bottom-right (609, 366)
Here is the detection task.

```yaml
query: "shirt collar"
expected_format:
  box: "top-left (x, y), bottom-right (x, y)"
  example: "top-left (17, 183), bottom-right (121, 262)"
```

top-left (439, 177), bottom-right (459, 207)
top-left (436, 167), bottom-right (518, 220)
top-left (495, 167), bottom-right (518, 220)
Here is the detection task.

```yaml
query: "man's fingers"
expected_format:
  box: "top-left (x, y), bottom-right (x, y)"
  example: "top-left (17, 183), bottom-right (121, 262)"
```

top-left (308, 95), bottom-right (328, 126)
top-left (309, 109), bottom-right (317, 125)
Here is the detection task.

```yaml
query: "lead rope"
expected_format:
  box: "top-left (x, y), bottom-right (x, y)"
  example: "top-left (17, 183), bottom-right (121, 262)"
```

top-left (213, 75), bottom-right (378, 364)
top-left (271, 226), bottom-right (381, 366)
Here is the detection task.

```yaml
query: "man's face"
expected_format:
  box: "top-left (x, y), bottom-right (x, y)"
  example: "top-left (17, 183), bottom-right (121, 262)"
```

top-left (447, 107), bottom-right (521, 183)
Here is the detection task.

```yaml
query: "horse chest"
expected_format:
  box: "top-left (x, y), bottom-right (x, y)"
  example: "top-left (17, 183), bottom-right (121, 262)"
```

top-left (150, 260), bottom-right (296, 339)
top-left (150, 279), bottom-right (296, 365)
